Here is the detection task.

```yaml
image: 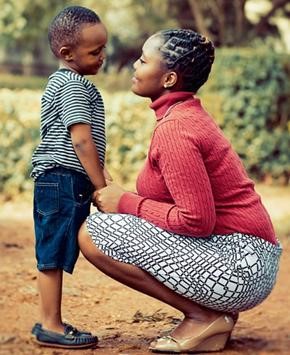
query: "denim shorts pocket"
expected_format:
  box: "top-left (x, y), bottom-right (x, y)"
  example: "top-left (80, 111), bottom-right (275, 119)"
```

top-left (35, 182), bottom-right (59, 216)
top-left (72, 176), bottom-right (93, 206)
top-left (73, 186), bottom-right (92, 206)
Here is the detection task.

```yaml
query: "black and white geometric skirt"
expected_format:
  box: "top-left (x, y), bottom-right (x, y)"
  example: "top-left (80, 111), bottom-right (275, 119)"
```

top-left (86, 212), bottom-right (282, 313)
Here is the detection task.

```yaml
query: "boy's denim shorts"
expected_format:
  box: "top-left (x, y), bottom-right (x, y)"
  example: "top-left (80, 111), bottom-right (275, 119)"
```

top-left (33, 167), bottom-right (94, 274)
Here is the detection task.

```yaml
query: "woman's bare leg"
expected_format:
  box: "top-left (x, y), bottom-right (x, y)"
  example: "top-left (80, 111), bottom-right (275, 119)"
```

top-left (78, 223), bottom-right (222, 338)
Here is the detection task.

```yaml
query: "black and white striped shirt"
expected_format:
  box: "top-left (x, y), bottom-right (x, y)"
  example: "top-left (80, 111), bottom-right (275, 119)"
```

top-left (31, 69), bottom-right (106, 179)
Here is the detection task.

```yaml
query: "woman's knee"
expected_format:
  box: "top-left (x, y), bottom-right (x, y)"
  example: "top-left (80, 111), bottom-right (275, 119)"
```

top-left (78, 223), bottom-right (88, 247)
top-left (78, 223), bottom-right (98, 258)
top-left (78, 223), bottom-right (112, 270)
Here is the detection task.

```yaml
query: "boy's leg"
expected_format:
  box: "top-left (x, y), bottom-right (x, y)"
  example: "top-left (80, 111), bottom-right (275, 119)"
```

top-left (32, 169), bottom-right (97, 347)
top-left (34, 267), bottom-right (98, 349)
top-left (38, 269), bottom-right (64, 333)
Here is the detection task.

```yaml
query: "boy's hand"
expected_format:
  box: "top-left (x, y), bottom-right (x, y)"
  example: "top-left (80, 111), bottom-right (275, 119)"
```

top-left (93, 181), bottom-right (125, 213)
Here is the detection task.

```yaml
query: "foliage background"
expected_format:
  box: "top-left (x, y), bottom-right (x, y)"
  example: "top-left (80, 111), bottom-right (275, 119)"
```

top-left (0, 0), bottom-right (289, 200)
top-left (1, 47), bottom-right (289, 201)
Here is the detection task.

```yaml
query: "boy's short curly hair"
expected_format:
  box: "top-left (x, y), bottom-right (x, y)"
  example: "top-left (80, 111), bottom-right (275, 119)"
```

top-left (156, 29), bottom-right (215, 93)
top-left (48, 6), bottom-right (100, 58)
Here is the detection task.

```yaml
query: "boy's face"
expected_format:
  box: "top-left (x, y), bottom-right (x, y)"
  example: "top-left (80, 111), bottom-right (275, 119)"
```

top-left (64, 22), bottom-right (108, 75)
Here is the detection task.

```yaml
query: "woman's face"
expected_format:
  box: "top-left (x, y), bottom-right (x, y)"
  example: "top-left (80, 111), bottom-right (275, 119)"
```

top-left (132, 35), bottom-right (169, 101)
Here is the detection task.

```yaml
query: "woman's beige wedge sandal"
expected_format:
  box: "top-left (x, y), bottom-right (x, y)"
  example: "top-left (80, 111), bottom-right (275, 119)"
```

top-left (149, 314), bottom-right (234, 353)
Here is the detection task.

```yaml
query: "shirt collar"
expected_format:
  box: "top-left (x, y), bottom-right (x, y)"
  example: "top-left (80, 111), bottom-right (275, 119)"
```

top-left (150, 91), bottom-right (194, 121)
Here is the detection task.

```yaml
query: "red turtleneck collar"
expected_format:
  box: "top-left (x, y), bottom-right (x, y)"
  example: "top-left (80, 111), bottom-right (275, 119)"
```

top-left (150, 91), bottom-right (195, 121)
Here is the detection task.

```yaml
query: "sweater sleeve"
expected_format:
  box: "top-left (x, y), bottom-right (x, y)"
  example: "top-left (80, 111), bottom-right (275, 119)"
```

top-left (118, 119), bottom-right (216, 237)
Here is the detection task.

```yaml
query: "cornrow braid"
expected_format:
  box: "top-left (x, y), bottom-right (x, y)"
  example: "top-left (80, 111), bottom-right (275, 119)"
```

top-left (48, 6), bottom-right (100, 58)
top-left (157, 29), bottom-right (215, 92)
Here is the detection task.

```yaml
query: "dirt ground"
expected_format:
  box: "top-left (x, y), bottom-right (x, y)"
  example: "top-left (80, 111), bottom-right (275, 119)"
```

top-left (0, 188), bottom-right (290, 355)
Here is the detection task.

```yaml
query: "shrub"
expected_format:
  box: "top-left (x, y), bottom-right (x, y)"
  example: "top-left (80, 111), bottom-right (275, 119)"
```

top-left (0, 89), bottom-right (40, 199)
top-left (104, 91), bottom-right (154, 189)
top-left (203, 48), bottom-right (290, 184)
top-left (0, 89), bottom-right (154, 199)
top-left (0, 47), bottom-right (289, 200)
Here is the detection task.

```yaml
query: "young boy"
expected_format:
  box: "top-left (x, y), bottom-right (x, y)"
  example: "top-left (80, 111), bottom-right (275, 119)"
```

top-left (30, 6), bottom-right (108, 349)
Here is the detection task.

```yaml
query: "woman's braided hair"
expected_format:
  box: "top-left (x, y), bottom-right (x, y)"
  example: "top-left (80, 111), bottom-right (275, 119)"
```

top-left (157, 29), bottom-right (215, 92)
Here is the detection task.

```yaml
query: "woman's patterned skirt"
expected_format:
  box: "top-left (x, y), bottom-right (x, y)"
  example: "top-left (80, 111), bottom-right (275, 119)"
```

top-left (86, 212), bottom-right (282, 313)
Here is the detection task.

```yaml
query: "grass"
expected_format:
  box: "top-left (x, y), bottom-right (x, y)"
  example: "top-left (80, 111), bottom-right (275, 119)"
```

top-left (0, 68), bottom-right (133, 92)
top-left (0, 73), bottom-right (47, 90)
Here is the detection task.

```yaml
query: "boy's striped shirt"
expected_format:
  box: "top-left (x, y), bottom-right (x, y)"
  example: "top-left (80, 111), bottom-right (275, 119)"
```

top-left (31, 69), bottom-right (106, 179)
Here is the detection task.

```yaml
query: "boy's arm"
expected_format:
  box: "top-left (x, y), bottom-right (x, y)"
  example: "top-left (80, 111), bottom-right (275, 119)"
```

top-left (69, 123), bottom-right (106, 190)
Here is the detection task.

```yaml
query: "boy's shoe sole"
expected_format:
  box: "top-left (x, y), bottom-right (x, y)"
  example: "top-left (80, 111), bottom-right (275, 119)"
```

top-left (34, 339), bottom-right (98, 349)
top-left (31, 322), bottom-right (92, 336)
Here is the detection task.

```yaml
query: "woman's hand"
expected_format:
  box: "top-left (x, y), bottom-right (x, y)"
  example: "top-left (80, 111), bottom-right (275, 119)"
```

top-left (93, 180), bottom-right (126, 213)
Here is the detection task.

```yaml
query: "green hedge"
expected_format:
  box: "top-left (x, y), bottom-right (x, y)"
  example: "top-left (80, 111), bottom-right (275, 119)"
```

top-left (0, 89), bottom-right (153, 199)
top-left (203, 48), bottom-right (290, 184)
top-left (0, 47), bottom-right (289, 200)
top-left (0, 89), bottom-right (40, 199)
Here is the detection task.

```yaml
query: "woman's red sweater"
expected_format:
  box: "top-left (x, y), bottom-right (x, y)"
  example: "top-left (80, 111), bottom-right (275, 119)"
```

top-left (118, 91), bottom-right (277, 245)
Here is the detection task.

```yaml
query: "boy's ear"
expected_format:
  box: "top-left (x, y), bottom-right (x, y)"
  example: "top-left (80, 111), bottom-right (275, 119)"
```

top-left (163, 71), bottom-right (178, 89)
top-left (59, 46), bottom-right (73, 61)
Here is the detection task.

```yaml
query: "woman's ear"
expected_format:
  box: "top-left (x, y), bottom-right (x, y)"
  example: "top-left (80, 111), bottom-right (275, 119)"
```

top-left (59, 46), bottom-right (73, 61)
top-left (163, 71), bottom-right (178, 89)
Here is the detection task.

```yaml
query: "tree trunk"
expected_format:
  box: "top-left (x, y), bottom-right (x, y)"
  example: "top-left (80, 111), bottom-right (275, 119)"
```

top-left (233, 0), bottom-right (247, 42)
top-left (254, 0), bottom-right (289, 35)
top-left (187, 0), bottom-right (212, 39)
